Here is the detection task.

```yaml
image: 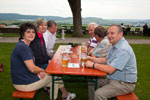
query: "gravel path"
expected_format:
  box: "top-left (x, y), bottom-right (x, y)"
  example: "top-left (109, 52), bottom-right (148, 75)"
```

top-left (0, 37), bottom-right (150, 44)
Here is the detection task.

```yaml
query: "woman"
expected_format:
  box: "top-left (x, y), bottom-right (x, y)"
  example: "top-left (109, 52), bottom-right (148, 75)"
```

top-left (30, 18), bottom-right (49, 69)
top-left (30, 18), bottom-right (76, 100)
top-left (88, 26), bottom-right (111, 58)
top-left (11, 23), bottom-right (52, 97)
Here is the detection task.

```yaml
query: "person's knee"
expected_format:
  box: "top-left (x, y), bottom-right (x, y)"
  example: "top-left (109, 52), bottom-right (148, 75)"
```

top-left (95, 90), bottom-right (101, 100)
top-left (94, 89), bottom-right (106, 100)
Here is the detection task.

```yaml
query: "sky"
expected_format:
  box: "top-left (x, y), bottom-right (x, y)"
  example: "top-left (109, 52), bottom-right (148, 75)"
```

top-left (0, 0), bottom-right (150, 19)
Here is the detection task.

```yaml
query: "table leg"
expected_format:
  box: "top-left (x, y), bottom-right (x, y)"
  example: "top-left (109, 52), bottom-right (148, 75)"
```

top-left (94, 78), bottom-right (98, 90)
top-left (52, 75), bottom-right (55, 100)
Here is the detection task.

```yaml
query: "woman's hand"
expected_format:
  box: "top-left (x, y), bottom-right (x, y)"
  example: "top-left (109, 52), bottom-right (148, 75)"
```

top-left (38, 71), bottom-right (46, 79)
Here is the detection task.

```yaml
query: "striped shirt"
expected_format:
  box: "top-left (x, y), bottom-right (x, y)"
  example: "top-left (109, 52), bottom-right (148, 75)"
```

top-left (88, 37), bottom-right (98, 49)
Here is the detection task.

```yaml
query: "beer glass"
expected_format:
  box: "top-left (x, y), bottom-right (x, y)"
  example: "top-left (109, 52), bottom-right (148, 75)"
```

top-left (62, 53), bottom-right (69, 67)
top-left (81, 52), bottom-right (87, 67)
top-left (81, 42), bottom-right (87, 53)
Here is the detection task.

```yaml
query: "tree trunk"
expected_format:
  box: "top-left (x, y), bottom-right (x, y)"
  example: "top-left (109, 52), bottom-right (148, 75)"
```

top-left (68, 0), bottom-right (83, 37)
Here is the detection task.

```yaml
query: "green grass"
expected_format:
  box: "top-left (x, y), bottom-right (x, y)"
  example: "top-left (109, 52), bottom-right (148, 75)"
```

top-left (0, 43), bottom-right (150, 100)
top-left (56, 34), bottom-right (150, 39)
top-left (0, 33), bottom-right (19, 37)
top-left (124, 36), bottom-right (150, 39)
top-left (1, 32), bottom-right (150, 39)
top-left (131, 44), bottom-right (150, 100)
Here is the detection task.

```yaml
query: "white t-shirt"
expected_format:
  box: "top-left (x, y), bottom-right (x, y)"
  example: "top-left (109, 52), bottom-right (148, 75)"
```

top-left (43, 30), bottom-right (56, 55)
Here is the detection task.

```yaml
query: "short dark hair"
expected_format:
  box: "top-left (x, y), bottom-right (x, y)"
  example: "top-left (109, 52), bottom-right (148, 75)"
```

top-left (109, 24), bottom-right (123, 34)
top-left (19, 23), bottom-right (36, 41)
top-left (47, 20), bottom-right (57, 28)
top-left (94, 26), bottom-right (106, 38)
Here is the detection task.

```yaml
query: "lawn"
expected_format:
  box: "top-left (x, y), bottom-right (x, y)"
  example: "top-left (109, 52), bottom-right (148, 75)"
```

top-left (1, 32), bottom-right (150, 39)
top-left (0, 33), bottom-right (19, 37)
top-left (0, 43), bottom-right (150, 100)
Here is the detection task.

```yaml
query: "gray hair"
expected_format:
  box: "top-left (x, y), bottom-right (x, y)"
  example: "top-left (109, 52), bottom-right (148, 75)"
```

top-left (88, 23), bottom-right (98, 28)
top-left (47, 20), bottom-right (57, 28)
top-left (34, 18), bottom-right (47, 28)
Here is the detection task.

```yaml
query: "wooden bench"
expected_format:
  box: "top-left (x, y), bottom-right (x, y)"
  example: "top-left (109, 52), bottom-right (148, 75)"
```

top-left (116, 92), bottom-right (138, 100)
top-left (12, 90), bottom-right (37, 100)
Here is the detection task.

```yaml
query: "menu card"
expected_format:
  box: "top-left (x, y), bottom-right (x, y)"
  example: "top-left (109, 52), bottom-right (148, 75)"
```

top-left (67, 63), bottom-right (80, 68)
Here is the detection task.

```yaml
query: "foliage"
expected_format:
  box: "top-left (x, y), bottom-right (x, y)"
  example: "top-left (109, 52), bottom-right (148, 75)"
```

top-left (0, 20), bottom-right (19, 26)
top-left (0, 43), bottom-right (150, 99)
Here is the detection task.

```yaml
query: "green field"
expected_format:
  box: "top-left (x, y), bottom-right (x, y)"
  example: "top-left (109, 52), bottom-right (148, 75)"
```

top-left (1, 32), bottom-right (150, 39)
top-left (0, 43), bottom-right (150, 100)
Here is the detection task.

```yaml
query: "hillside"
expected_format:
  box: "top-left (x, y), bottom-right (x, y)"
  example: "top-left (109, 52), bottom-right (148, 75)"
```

top-left (0, 13), bottom-right (150, 26)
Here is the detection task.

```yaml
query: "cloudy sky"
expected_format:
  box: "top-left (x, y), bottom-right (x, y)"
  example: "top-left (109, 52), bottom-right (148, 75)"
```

top-left (0, 0), bottom-right (150, 19)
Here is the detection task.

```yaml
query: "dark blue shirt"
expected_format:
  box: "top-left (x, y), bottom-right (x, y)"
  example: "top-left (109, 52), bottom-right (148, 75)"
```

top-left (11, 41), bottom-right (40, 85)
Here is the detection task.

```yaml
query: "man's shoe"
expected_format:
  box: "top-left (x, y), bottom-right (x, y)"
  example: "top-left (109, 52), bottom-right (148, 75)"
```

top-left (66, 93), bottom-right (76, 100)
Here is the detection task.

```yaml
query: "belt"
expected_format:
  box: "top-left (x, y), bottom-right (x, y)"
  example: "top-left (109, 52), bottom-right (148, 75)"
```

top-left (119, 81), bottom-right (136, 84)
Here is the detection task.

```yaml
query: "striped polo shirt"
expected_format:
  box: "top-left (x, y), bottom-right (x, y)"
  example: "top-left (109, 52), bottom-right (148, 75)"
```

top-left (88, 37), bottom-right (98, 48)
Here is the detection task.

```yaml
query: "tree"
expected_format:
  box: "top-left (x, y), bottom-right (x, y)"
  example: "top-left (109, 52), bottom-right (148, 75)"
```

top-left (68, 0), bottom-right (83, 37)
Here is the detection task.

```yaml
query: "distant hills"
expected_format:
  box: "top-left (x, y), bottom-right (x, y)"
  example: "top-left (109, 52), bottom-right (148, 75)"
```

top-left (0, 13), bottom-right (150, 26)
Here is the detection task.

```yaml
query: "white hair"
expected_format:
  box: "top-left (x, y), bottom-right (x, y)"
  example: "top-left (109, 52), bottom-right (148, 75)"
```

top-left (88, 23), bottom-right (98, 28)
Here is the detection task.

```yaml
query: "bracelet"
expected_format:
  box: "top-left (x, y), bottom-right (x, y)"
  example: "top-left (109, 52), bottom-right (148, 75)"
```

top-left (92, 63), bottom-right (95, 69)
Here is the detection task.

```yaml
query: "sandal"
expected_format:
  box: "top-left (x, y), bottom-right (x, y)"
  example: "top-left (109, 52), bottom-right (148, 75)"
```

top-left (66, 92), bottom-right (76, 100)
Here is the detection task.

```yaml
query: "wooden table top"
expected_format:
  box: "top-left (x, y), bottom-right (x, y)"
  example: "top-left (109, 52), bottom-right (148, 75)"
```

top-left (46, 45), bottom-right (106, 77)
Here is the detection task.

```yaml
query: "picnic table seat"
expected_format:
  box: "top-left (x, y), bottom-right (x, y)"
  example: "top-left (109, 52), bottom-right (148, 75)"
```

top-left (12, 89), bottom-right (37, 100)
top-left (116, 92), bottom-right (138, 100)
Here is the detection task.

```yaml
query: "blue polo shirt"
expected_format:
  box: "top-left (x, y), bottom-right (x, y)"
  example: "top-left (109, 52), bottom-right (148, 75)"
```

top-left (11, 41), bottom-right (40, 85)
top-left (106, 37), bottom-right (137, 83)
